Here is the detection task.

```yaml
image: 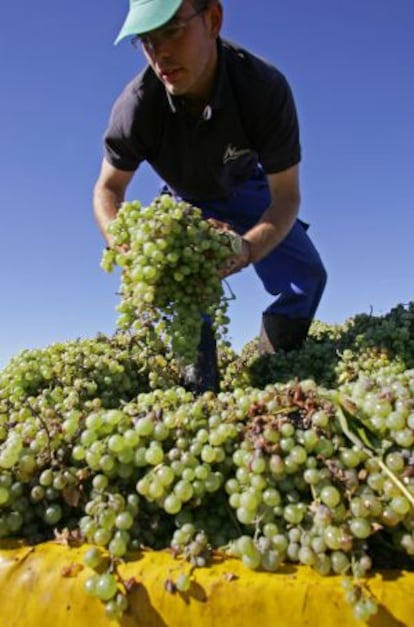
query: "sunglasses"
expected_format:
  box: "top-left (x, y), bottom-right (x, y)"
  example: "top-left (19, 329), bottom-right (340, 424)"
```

top-left (132, 8), bottom-right (206, 52)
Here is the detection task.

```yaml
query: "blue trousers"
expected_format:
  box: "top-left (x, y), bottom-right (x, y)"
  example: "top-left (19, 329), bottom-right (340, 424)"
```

top-left (164, 168), bottom-right (327, 320)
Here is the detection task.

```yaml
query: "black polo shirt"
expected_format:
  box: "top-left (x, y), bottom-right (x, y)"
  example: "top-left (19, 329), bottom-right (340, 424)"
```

top-left (103, 38), bottom-right (301, 201)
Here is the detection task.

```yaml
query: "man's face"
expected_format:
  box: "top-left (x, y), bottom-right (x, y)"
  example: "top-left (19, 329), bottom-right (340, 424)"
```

top-left (140, 1), bottom-right (222, 100)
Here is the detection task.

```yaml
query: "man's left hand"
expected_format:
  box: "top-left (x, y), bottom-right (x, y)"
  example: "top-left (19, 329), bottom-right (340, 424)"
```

top-left (220, 234), bottom-right (252, 277)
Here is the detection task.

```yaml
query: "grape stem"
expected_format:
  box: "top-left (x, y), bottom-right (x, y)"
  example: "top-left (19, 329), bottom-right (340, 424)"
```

top-left (310, 485), bottom-right (318, 501)
top-left (224, 501), bottom-right (243, 537)
top-left (26, 401), bottom-right (53, 461)
top-left (222, 279), bottom-right (237, 302)
top-left (253, 513), bottom-right (266, 541)
top-left (375, 459), bottom-right (414, 508)
top-left (336, 403), bottom-right (414, 509)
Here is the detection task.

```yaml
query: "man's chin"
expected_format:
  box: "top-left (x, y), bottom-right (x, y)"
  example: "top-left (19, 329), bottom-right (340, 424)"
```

top-left (165, 82), bottom-right (186, 96)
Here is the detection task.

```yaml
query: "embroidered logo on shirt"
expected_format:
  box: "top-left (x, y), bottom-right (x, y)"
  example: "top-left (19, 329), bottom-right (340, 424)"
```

top-left (223, 144), bottom-right (252, 164)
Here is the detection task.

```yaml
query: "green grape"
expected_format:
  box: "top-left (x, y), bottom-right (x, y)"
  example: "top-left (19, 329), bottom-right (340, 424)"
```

top-left (241, 548), bottom-right (261, 570)
top-left (164, 494), bottom-right (182, 514)
top-left (340, 449), bottom-right (361, 468)
top-left (104, 600), bottom-right (122, 620)
top-left (240, 491), bottom-right (260, 512)
top-left (263, 523), bottom-right (279, 538)
top-left (108, 536), bottom-right (127, 557)
top-left (84, 575), bottom-right (98, 596)
top-left (145, 445), bottom-right (164, 466)
top-left (286, 542), bottom-right (300, 562)
top-left (320, 486), bottom-right (341, 508)
top-left (93, 474), bottom-right (109, 492)
top-left (385, 452), bottom-right (405, 473)
top-left (72, 445), bottom-right (85, 461)
top-left (390, 496), bottom-right (410, 516)
top-left (94, 528), bottom-right (112, 546)
top-left (314, 553), bottom-right (331, 576)
top-left (174, 481), bottom-right (193, 502)
top-left (108, 435), bottom-right (125, 454)
top-left (298, 546), bottom-right (316, 566)
top-left (39, 469), bottom-right (53, 487)
top-left (303, 468), bottom-right (320, 485)
top-left (135, 417), bottom-right (154, 437)
top-left (262, 488), bottom-right (281, 507)
top-left (115, 511), bottom-right (134, 530)
top-left (43, 505), bottom-right (62, 525)
top-left (99, 510), bottom-right (116, 530)
top-left (283, 504), bottom-right (305, 525)
top-left (330, 550), bottom-right (350, 574)
top-left (349, 518), bottom-right (372, 539)
top-left (250, 456), bottom-right (266, 474)
top-left (95, 573), bottom-right (118, 601)
top-left (157, 465), bottom-right (175, 486)
top-left (0, 487), bottom-right (9, 505)
top-left (323, 526), bottom-right (342, 551)
top-left (83, 547), bottom-right (104, 569)
top-left (201, 445), bottom-right (216, 464)
top-left (290, 446), bottom-right (307, 465)
top-left (261, 550), bottom-right (281, 572)
top-left (236, 507), bottom-right (256, 525)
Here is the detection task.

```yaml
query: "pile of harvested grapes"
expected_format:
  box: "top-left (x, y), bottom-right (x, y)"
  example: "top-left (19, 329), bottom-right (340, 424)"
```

top-left (0, 197), bottom-right (413, 622)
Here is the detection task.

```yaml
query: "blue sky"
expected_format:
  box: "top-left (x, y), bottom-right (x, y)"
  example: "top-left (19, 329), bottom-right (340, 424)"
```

top-left (0, 1), bottom-right (413, 368)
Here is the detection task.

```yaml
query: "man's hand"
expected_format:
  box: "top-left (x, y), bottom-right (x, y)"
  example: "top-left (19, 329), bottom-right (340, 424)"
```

top-left (219, 232), bottom-right (252, 277)
top-left (206, 218), bottom-right (252, 278)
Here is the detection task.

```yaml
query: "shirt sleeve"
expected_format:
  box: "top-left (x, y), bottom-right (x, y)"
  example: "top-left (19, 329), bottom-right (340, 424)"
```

top-left (103, 83), bottom-right (146, 172)
top-left (254, 71), bottom-right (301, 174)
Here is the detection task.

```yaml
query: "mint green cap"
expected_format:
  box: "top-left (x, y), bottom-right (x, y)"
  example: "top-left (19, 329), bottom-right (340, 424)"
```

top-left (115, 0), bottom-right (183, 44)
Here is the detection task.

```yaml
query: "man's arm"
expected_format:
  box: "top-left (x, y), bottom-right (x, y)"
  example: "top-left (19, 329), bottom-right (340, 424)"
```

top-left (93, 159), bottom-right (136, 245)
top-left (244, 164), bottom-right (300, 263)
top-left (221, 164), bottom-right (300, 275)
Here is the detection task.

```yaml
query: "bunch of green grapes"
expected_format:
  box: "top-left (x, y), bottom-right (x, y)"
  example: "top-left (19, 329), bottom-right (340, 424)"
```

top-left (220, 303), bottom-right (414, 392)
top-left (0, 333), bottom-right (151, 412)
top-left (101, 195), bottom-right (233, 365)
top-left (220, 325), bottom-right (340, 392)
top-left (334, 302), bottom-right (414, 383)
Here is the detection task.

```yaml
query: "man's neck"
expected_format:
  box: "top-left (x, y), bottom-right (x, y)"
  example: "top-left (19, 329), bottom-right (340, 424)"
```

top-left (181, 41), bottom-right (219, 116)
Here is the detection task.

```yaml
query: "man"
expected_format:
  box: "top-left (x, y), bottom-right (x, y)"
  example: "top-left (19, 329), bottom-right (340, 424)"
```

top-left (93, 0), bottom-right (327, 391)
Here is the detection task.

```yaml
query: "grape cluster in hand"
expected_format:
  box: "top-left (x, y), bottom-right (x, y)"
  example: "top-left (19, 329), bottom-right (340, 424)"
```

top-left (101, 195), bottom-right (233, 366)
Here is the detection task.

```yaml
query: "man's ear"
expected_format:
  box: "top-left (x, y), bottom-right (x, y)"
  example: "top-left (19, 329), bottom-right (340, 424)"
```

top-left (206, 1), bottom-right (223, 38)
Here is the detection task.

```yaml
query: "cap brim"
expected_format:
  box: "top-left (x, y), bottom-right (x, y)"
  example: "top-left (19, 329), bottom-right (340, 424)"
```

top-left (114, 0), bottom-right (183, 45)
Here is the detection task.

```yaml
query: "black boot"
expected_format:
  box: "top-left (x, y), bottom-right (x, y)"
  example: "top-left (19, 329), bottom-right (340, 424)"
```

top-left (258, 313), bottom-right (312, 354)
top-left (183, 319), bottom-right (220, 394)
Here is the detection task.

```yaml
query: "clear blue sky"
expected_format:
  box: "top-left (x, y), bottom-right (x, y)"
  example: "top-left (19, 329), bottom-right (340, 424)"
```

top-left (1, 1), bottom-right (413, 368)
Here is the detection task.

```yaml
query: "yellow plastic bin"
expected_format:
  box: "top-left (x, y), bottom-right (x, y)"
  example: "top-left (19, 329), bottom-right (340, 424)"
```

top-left (0, 540), bottom-right (413, 626)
